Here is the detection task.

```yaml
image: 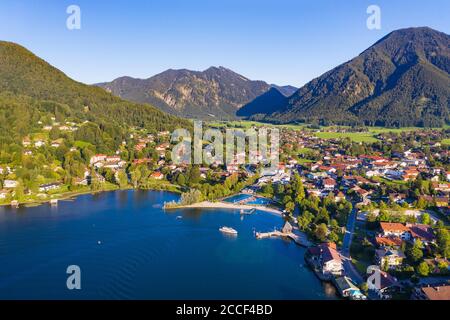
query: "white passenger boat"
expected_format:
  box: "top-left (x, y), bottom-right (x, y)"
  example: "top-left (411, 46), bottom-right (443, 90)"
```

top-left (219, 226), bottom-right (238, 235)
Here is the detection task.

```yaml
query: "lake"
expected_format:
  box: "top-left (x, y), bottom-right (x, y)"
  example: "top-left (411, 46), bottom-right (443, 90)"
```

top-left (0, 190), bottom-right (336, 299)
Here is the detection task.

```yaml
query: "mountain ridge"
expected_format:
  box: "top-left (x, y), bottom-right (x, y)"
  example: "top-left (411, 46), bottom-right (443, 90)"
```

top-left (0, 41), bottom-right (190, 148)
top-left (247, 27), bottom-right (450, 127)
top-left (96, 67), bottom-right (296, 120)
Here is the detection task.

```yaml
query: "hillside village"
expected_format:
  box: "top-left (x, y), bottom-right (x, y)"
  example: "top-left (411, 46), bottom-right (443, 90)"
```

top-left (0, 118), bottom-right (449, 300)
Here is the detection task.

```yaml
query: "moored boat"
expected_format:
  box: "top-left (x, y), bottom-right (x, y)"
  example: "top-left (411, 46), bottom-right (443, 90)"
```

top-left (219, 226), bottom-right (238, 235)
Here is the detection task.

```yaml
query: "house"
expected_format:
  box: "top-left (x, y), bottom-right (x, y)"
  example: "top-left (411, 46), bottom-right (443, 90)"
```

top-left (402, 168), bottom-right (419, 181)
top-left (375, 237), bottom-right (403, 248)
top-left (150, 172), bottom-right (164, 180)
top-left (379, 222), bottom-right (411, 240)
top-left (322, 178), bottom-right (336, 190)
top-left (90, 154), bottom-right (107, 165)
top-left (39, 182), bottom-right (62, 192)
top-left (333, 276), bottom-right (366, 300)
top-left (34, 140), bottom-right (45, 148)
top-left (3, 180), bottom-right (18, 189)
top-left (22, 137), bottom-right (31, 147)
top-left (412, 284), bottom-right (450, 300)
top-left (375, 248), bottom-right (405, 269)
top-left (105, 155), bottom-right (121, 163)
top-left (407, 224), bottom-right (436, 245)
top-left (155, 143), bottom-right (170, 152)
top-left (73, 177), bottom-right (88, 186)
top-left (281, 221), bottom-right (293, 234)
top-left (367, 269), bottom-right (400, 299)
top-left (51, 139), bottom-right (63, 148)
top-left (318, 243), bottom-right (344, 276)
top-left (353, 187), bottom-right (372, 202)
top-left (334, 191), bottom-right (346, 202)
top-left (0, 189), bottom-right (9, 199)
top-left (135, 142), bottom-right (147, 151)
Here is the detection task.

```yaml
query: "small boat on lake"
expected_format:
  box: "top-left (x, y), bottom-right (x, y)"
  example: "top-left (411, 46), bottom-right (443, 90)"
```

top-left (240, 208), bottom-right (256, 215)
top-left (219, 226), bottom-right (238, 235)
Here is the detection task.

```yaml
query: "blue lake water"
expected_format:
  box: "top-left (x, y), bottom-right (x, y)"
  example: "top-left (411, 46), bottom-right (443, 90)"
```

top-left (0, 190), bottom-right (336, 299)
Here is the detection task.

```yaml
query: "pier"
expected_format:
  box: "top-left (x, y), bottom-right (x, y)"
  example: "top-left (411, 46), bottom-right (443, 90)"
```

top-left (255, 230), bottom-right (312, 247)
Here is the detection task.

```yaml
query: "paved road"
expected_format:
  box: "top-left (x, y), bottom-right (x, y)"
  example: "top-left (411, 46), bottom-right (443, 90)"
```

top-left (341, 208), bottom-right (357, 257)
top-left (340, 207), bottom-right (364, 285)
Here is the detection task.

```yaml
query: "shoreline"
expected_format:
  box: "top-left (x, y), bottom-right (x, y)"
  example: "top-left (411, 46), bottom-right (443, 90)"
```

top-left (165, 200), bottom-right (284, 215)
top-left (0, 185), bottom-right (182, 208)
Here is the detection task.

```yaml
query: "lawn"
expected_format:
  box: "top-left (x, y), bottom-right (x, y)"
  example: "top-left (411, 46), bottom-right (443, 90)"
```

top-left (74, 140), bottom-right (94, 148)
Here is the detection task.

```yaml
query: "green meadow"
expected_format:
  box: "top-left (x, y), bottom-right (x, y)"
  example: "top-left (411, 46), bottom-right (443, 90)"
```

top-left (206, 120), bottom-right (447, 143)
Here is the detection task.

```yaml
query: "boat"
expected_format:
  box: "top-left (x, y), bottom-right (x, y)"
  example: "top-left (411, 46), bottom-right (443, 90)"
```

top-left (240, 208), bottom-right (255, 215)
top-left (219, 226), bottom-right (238, 235)
top-left (50, 199), bottom-right (58, 205)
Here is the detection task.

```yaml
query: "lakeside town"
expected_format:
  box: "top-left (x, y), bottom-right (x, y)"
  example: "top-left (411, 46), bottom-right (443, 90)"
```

top-left (0, 118), bottom-right (449, 300)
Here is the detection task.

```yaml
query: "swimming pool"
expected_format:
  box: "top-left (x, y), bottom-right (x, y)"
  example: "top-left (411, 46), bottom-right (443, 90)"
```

top-left (223, 194), bottom-right (272, 206)
top-left (223, 194), bottom-right (253, 203)
top-left (247, 197), bottom-right (272, 205)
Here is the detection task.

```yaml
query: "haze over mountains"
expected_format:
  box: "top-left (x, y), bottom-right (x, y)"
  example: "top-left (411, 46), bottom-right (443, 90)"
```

top-left (251, 27), bottom-right (450, 127)
top-left (96, 67), bottom-right (296, 120)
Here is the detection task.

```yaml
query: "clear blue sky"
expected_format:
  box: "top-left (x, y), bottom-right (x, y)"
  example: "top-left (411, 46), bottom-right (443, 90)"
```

top-left (0, 0), bottom-right (448, 86)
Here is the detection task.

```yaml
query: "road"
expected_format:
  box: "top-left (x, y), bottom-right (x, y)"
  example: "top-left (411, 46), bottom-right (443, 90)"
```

top-left (340, 207), bottom-right (364, 285)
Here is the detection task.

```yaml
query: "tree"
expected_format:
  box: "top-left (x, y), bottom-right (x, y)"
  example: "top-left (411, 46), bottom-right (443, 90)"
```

top-left (408, 239), bottom-right (424, 263)
top-left (262, 183), bottom-right (273, 196)
top-left (367, 211), bottom-right (377, 223)
top-left (382, 259), bottom-right (390, 272)
top-left (417, 261), bottom-right (430, 277)
top-left (297, 210), bottom-right (314, 231)
top-left (328, 231), bottom-right (339, 243)
top-left (285, 201), bottom-right (295, 214)
top-left (180, 189), bottom-right (203, 205)
top-left (315, 207), bottom-right (330, 224)
top-left (314, 223), bottom-right (328, 242)
top-left (130, 166), bottom-right (142, 188)
top-left (188, 165), bottom-right (201, 185)
top-left (436, 228), bottom-right (450, 258)
top-left (117, 170), bottom-right (128, 188)
top-left (282, 195), bottom-right (292, 205)
top-left (176, 173), bottom-right (186, 186)
top-left (14, 180), bottom-right (25, 201)
top-left (90, 173), bottom-right (102, 191)
top-left (421, 213), bottom-right (431, 225)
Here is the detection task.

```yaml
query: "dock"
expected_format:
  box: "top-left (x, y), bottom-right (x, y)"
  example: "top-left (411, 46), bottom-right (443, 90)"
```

top-left (255, 230), bottom-right (312, 247)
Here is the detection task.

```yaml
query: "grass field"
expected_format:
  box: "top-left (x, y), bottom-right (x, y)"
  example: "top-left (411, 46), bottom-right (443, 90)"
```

top-left (206, 120), bottom-right (448, 143)
top-left (314, 131), bottom-right (379, 143)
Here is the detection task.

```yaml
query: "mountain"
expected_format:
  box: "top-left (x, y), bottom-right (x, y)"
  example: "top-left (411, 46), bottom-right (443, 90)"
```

top-left (96, 67), bottom-right (274, 120)
top-left (256, 27), bottom-right (450, 127)
top-left (270, 85), bottom-right (297, 97)
top-left (237, 87), bottom-right (289, 117)
top-left (0, 41), bottom-right (190, 148)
